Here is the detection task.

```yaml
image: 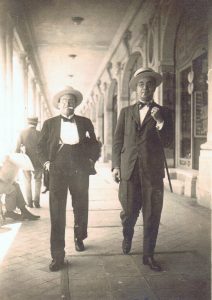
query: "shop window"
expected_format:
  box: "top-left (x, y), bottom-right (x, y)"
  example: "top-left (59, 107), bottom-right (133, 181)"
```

top-left (192, 53), bottom-right (208, 169)
top-left (179, 67), bottom-right (192, 166)
top-left (179, 53), bottom-right (208, 169)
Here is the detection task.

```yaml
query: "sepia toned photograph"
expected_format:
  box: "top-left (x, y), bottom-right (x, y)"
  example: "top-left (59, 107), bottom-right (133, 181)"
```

top-left (0, 0), bottom-right (211, 299)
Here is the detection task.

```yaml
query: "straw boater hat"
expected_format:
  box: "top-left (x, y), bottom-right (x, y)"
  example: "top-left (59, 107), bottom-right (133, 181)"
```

top-left (53, 86), bottom-right (83, 109)
top-left (27, 117), bottom-right (38, 125)
top-left (129, 67), bottom-right (163, 91)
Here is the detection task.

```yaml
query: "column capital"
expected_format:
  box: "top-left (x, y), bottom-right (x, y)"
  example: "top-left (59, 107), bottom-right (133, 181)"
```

top-left (116, 61), bottom-right (124, 76)
top-left (103, 82), bottom-right (108, 92)
top-left (106, 62), bottom-right (113, 81)
top-left (97, 79), bottom-right (103, 95)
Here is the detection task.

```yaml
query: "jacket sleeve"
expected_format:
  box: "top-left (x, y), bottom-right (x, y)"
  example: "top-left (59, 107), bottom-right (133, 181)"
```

top-left (83, 118), bottom-right (100, 162)
top-left (112, 108), bottom-right (125, 169)
top-left (37, 120), bottom-right (49, 166)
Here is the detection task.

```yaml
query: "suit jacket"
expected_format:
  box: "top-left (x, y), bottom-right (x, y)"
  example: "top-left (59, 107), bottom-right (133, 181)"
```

top-left (37, 115), bottom-right (99, 174)
top-left (16, 127), bottom-right (42, 170)
top-left (112, 102), bottom-right (173, 181)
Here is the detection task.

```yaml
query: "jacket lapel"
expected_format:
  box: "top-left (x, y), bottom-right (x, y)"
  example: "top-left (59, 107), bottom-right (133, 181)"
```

top-left (74, 115), bottom-right (84, 141)
top-left (54, 116), bottom-right (61, 143)
top-left (140, 107), bottom-right (152, 129)
top-left (130, 103), bottom-right (140, 127)
top-left (140, 101), bottom-right (157, 129)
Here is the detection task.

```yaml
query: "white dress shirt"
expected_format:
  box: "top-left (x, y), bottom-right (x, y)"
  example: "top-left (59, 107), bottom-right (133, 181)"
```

top-left (138, 101), bottom-right (164, 130)
top-left (60, 115), bottom-right (79, 145)
top-left (139, 104), bottom-right (149, 125)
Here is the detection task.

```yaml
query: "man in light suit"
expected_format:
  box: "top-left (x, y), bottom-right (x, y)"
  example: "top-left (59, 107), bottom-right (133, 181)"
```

top-left (37, 87), bottom-right (99, 271)
top-left (112, 68), bottom-right (173, 271)
top-left (16, 117), bottom-right (43, 208)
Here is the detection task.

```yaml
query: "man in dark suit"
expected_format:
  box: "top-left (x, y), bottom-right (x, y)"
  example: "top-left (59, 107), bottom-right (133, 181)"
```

top-left (37, 86), bottom-right (99, 271)
top-left (16, 117), bottom-right (43, 208)
top-left (112, 68), bottom-right (173, 271)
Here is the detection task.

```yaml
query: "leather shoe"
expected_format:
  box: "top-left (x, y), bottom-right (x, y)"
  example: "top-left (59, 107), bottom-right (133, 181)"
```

top-left (143, 256), bottom-right (162, 272)
top-left (27, 202), bottom-right (33, 208)
top-left (74, 239), bottom-right (85, 251)
top-left (34, 201), bottom-right (41, 208)
top-left (49, 259), bottom-right (64, 272)
top-left (122, 238), bottom-right (132, 254)
top-left (20, 207), bottom-right (40, 220)
top-left (4, 211), bottom-right (22, 221)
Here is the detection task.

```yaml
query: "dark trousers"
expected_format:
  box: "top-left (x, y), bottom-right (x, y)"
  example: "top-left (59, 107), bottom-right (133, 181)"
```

top-left (49, 144), bottom-right (89, 261)
top-left (5, 182), bottom-right (26, 211)
top-left (119, 160), bottom-right (163, 257)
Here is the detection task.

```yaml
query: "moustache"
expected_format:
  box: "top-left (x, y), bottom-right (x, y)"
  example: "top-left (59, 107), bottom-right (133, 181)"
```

top-left (63, 106), bottom-right (74, 109)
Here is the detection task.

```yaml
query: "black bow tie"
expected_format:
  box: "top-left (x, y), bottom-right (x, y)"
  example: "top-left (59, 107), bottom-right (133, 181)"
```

top-left (60, 115), bottom-right (75, 123)
top-left (138, 101), bottom-right (152, 110)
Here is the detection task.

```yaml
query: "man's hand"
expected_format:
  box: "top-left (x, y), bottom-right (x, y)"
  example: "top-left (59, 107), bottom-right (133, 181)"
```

top-left (112, 168), bottom-right (121, 183)
top-left (89, 159), bottom-right (97, 175)
top-left (44, 161), bottom-right (50, 171)
top-left (151, 107), bottom-right (163, 124)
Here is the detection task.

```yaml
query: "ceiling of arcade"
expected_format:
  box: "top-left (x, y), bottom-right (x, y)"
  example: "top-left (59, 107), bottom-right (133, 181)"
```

top-left (12, 0), bottom-right (133, 114)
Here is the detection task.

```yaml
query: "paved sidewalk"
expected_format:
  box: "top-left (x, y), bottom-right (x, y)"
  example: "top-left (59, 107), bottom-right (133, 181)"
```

top-left (0, 163), bottom-right (211, 300)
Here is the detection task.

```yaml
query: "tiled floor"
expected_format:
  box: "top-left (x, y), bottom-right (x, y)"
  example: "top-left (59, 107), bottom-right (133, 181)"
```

top-left (0, 163), bottom-right (211, 300)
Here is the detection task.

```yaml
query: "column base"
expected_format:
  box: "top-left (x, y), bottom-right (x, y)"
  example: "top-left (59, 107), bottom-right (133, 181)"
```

top-left (197, 146), bottom-right (212, 209)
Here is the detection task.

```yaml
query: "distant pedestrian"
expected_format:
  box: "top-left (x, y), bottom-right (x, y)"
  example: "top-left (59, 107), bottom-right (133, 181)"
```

top-left (16, 117), bottom-right (43, 208)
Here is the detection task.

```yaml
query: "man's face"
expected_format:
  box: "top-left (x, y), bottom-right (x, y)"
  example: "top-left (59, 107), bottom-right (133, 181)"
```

top-left (58, 94), bottom-right (77, 116)
top-left (136, 76), bottom-right (156, 103)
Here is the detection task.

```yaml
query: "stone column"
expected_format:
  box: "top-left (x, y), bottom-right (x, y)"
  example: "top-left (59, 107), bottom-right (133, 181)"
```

top-left (118, 63), bottom-right (129, 115)
top-left (5, 20), bottom-right (14, 146)
top-left (197, 5), bottom-right (212, 208)
top-left (103, 83), bottom-right (113, 161)
top-left (32, 78), bottom-right (37, 116)
top-left (37, 92), bottom-right (42, 130)
top-left (27, 66), bottom-right (35, 116)
top-left (0, 14), bottom-right (7, 147)
top-left (95, 93), bottom-right (104, 146)
top-left (18, 53), bottom-right (29, 124)
top-left (40, 97), bottom-right (45, 125)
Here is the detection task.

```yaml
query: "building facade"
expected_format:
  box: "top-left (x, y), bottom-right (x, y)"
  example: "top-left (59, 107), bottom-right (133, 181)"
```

top-left (79, 0), bottom-right (211, 208)
top-left (0, 0), bottom-right (211, 208)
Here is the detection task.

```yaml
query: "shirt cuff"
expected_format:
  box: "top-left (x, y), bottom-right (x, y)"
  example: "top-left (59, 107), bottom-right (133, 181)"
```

top-left (156, 120), bottom-right (164, 130)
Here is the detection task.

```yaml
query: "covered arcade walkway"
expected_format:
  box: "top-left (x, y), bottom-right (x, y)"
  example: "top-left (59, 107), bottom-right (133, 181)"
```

top-left (0, 163), bottom-right (210, 300)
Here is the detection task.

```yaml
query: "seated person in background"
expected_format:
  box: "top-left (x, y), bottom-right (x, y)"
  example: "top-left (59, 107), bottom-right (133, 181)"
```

top-left (0, 153), bottom-right (40, 221)
top-left (0, 180), bottom-right (40, 221)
